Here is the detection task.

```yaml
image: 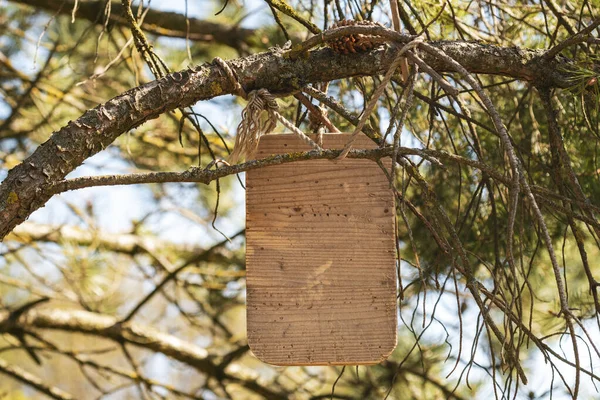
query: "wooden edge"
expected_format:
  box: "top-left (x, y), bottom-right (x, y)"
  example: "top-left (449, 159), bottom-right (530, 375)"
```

top-left (246, 132), bottom-right (398, 366)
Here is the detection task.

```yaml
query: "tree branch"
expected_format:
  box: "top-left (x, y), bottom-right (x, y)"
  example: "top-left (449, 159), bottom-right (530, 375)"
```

top-left (0, 357), bottom-right (74, 400)
top-left (7, 222), bottom-right (214, 256)
top-left (0, 35), bottom-right (578, 240)
top-left (0, 308), bottom-right (286, 399)
top-left (10, 0), bottom-right (257, 50)
top-left (45, 147), bottom-right (506, 193)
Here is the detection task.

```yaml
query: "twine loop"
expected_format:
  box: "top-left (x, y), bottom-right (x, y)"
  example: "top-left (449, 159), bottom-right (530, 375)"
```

top-left (213, 57), bottom-right (247, 98)
top-left (214, 57), bottom-right (323, 163)
top-left (229, 89), bottom-right (280, 164)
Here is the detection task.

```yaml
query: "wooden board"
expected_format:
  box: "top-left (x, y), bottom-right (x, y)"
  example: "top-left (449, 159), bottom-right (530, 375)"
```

top-left (246, 134), bottom-right (397, 366)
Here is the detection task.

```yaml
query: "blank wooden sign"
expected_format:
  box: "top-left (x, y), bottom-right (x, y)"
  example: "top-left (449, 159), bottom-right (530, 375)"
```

top-left (246, 134), bottom-right (397, 366)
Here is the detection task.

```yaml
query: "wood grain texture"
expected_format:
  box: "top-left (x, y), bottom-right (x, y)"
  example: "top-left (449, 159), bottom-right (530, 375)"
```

top-left (246, 134), bottom-right (397, 366)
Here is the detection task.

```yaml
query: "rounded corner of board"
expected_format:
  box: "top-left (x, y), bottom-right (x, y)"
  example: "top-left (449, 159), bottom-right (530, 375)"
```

top-left (247, 339), bottom-right (281, 366)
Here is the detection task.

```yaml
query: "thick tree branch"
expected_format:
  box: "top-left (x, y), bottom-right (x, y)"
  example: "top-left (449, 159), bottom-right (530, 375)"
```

top-left (0, 308), bottom-right (286, 399)
top-left (0, 308), bottom-right (213, 372)
top-left (10, 0), bottom-right (257, 50)
top-left (7, 222), bottom-right (212, 255)
top-left (0, 36), bottom-right (577, 240)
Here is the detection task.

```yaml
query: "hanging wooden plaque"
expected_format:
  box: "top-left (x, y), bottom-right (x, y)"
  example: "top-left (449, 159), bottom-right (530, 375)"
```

top-left (246, 134), bottom-right (397, 366)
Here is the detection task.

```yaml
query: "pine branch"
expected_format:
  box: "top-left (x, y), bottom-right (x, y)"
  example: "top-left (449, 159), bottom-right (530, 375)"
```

top-left (0, 35), bottom-right (578, 240)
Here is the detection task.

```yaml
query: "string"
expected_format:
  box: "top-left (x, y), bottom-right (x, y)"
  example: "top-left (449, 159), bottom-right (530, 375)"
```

top-left (336, 36), bottom-right (423, 160)
top-left (213, 57), bottom-right (323, 163)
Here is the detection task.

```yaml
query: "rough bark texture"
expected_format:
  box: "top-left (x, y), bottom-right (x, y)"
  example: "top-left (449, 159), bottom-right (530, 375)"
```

top-left (11, 0), bottom-right (257, 49)
top-left (0, 41), bottom-right (575, 240)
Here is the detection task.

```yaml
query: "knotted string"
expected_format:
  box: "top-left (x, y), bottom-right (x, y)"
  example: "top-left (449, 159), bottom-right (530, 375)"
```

top-left (229, 89), bottom-right (278, 164)
top-left (213, 57), bottom-right (323, 164)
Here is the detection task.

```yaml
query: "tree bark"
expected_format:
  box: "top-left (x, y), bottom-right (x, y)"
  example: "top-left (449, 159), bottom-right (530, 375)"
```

top-left (0, 40), bottom-right (575, 240)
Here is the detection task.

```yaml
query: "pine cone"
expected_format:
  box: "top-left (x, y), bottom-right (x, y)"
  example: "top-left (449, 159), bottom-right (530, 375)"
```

top-left (326, 19), bottom-right (382, 54)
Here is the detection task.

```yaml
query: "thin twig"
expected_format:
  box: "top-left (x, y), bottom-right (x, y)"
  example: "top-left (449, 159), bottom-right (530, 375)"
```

top-left (543, 17), bottom-right (600, 60)
top-left (0, 358), bottom-right (74, 400)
